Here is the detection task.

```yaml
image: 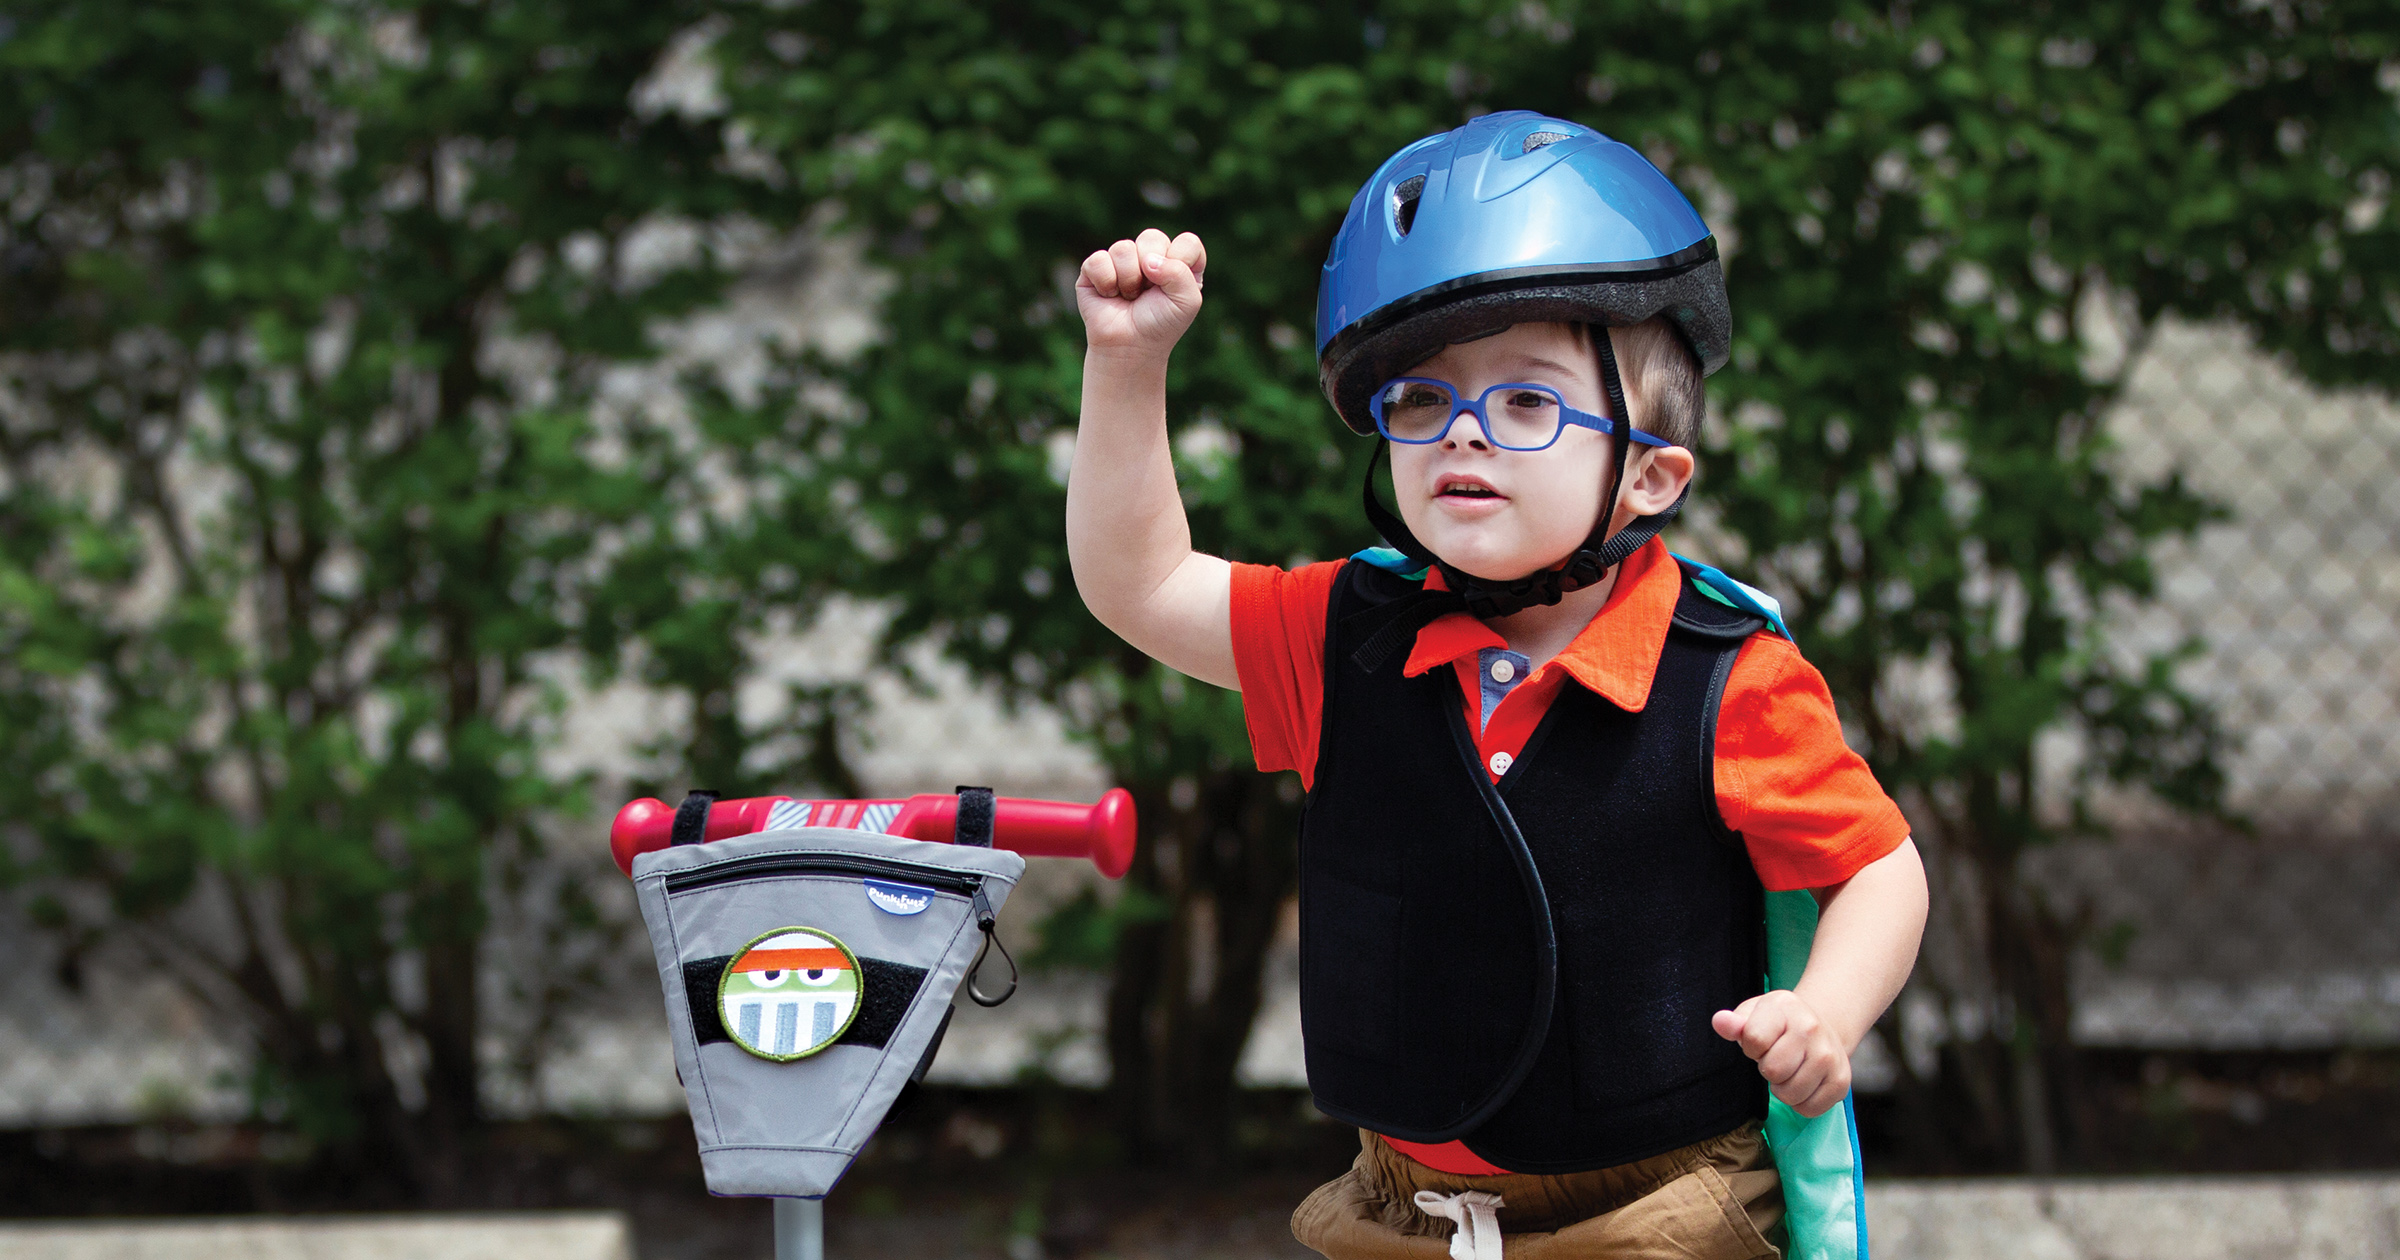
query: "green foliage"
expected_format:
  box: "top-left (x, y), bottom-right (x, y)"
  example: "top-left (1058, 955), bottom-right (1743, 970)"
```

top-left (0, 0), bottom-right (815, 1184)
top-left (717, 0), bottom-right (2400, 1167)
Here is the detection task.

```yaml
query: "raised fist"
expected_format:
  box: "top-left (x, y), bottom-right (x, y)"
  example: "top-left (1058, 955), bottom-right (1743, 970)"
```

top-left (1076, 227), bottom-right (1207, 358)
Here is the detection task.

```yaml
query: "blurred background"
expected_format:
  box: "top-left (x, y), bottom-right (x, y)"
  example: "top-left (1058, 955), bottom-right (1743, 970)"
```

top-left (3, 1), bottom-right (2399, 1257)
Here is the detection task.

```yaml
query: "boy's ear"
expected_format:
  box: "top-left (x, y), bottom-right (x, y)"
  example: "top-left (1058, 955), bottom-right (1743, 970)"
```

top-left (1621, 444), bottom-right (1696, 517)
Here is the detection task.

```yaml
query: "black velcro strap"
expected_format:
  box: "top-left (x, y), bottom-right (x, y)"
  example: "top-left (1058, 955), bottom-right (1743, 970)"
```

top-left (953, 786), bottom-right (995, 848)
top-left (844, 957), bottom-right (932, 1048)
top-left (684, 956), bottom-right (733, 1043)
top-left (671, 789), bottom-right (718, 847)
top-left (684, 954), bottom-right (928, 1050)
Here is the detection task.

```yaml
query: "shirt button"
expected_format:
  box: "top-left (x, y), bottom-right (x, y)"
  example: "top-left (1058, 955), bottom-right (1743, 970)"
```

top-left (1489, 751), bottom-right (1514, 777)
top-left (1489, 658), bottom-right (1516, 684)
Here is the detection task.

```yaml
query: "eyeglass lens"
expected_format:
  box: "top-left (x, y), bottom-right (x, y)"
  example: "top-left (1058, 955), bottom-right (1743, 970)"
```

top-left (1375, 381), bottom-right (1570, 450)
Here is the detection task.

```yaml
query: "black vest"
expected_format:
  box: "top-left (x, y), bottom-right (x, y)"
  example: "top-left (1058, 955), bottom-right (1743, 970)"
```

top-left (1298, 559), bottom-right (1770, 1173)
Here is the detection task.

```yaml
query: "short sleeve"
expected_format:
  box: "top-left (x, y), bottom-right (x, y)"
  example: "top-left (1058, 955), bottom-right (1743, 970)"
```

top-left (1714, 635), bottom-right (1912, 892)
top-left (1229, 560), bottom-right (1346, 786)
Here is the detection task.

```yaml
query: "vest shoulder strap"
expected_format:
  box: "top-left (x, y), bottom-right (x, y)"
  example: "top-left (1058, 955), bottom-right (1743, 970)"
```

top-left (1660, 561), bottom-right (1769, 850)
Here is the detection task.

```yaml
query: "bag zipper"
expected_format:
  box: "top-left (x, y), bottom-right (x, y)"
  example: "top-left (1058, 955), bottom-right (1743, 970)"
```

top-left (662, 851), bottom-right (985, 896)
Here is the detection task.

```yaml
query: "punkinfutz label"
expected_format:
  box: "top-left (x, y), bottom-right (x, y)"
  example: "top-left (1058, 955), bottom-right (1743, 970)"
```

top-left (864, 879), bottom-right (934, 915)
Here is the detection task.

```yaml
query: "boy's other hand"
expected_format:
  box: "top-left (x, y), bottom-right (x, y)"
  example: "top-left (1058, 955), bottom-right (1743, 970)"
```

top-left (1077, 228), bottom-right (1206, 359)
top-left (1712, 991), bottom-right (1851, 1118)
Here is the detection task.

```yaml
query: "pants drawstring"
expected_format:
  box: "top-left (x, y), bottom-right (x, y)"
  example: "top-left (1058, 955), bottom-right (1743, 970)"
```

top-left (1412, 1190), bottom-right (1505, 1260)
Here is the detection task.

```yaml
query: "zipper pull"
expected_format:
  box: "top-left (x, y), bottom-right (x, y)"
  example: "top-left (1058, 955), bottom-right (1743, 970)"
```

top-left (964, 885), bottom-right (1017, 1007)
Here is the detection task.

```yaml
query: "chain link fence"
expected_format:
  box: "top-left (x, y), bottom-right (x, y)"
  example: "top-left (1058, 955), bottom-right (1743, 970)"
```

top-left (2044, 317), bottom-right (2400, 1054)
top-left (1886, 315), bottom-right (2400, 1091)
top-left (2113, 320), bottom-right (2400, 836)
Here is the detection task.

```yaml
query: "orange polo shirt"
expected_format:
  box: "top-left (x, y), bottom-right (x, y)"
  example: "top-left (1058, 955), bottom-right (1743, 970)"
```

top-left (1228, 537), bottom-right (1909, 1175)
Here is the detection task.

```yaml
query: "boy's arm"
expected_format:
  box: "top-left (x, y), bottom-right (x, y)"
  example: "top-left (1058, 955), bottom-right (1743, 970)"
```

top-left (1712, 837), bottom-right (1928, 1118)
top-left (1065, 228), bottom-right (1239, 691)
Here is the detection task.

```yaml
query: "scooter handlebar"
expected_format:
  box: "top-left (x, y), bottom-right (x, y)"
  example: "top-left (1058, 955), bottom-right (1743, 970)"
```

top-left (610, 788), bottom-right (1136, 880)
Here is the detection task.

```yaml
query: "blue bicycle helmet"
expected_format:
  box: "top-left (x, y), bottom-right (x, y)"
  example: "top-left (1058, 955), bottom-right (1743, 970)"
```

top-left (1316, 111), bottom-right (1731, 621)
top-left (1317, 110), bottom-right (1728, 433)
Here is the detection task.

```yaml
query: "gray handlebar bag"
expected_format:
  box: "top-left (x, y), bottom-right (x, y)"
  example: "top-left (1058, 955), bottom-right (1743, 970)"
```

top-left (632, 822), bottom-right (1024, 1198)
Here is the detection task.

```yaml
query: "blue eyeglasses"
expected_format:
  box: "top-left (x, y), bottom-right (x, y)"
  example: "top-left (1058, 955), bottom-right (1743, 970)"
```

top-left (1367, 378), bottom-right (1671, 453)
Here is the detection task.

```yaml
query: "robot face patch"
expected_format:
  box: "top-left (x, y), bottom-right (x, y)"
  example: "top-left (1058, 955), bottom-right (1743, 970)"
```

top-left (718, 927), bottom-right (861, 1061)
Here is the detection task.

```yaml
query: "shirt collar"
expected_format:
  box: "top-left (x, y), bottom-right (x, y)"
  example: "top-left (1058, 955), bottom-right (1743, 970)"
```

top-left (1399, 538), bottom-right (1682, 712)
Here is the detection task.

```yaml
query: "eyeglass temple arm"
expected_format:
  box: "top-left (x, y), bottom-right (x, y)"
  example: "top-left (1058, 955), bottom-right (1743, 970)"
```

top-left (1564, 403), bottom-right (1671, 448)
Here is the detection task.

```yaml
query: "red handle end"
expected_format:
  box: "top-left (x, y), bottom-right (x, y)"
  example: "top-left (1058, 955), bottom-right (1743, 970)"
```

top-left (1086, 787), bottom-right (1136, 879)
top-left (611, 797), bottom-right (674, 876)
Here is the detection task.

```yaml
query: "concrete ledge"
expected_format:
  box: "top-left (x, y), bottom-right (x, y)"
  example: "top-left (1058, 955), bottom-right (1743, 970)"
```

top-left (1869, 1176), bottom-right (2400, 1260)
top-left (0, 1212), bottom-right (632, 1260)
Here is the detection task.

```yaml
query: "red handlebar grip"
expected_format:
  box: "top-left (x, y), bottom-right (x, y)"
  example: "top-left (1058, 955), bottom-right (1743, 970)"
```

top-left (986, 789), bottom-right (1134, 879)
top-left (610, 788), bottom-right (1137, 879)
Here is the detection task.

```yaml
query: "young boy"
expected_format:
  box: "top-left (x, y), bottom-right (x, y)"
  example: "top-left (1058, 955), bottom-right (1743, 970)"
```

top-left (1066, 112), bottom-right (1926, 1260)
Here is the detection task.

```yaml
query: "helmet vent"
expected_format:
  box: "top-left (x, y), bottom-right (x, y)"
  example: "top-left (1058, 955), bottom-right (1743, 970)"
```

top-left (1390, 175), bottom-right (1426, 237)
top-left (1522, 130), bottom-right (1571, 153)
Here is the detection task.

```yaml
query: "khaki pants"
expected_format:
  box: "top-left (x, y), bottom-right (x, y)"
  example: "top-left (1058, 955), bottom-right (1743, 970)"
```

top-left (1291, 1123), bottom-right (1783, 1260)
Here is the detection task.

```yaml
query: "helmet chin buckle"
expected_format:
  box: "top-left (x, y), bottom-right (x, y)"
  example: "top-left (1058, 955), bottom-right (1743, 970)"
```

top-left (1450, 548), bottom-right (1615, 620)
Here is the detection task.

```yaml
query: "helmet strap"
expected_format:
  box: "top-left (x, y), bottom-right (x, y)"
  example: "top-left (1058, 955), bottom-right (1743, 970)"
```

top-left (1586, 323), bottom-right (1687, 571)
top-left (1356, 325), bottom-right (1683, 621)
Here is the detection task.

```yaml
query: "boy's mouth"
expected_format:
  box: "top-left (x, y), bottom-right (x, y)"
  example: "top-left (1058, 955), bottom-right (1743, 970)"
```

top-left (1437, 476), bottom-right (1503, 500)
